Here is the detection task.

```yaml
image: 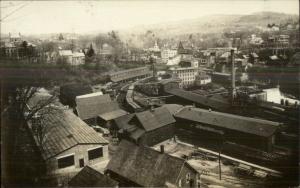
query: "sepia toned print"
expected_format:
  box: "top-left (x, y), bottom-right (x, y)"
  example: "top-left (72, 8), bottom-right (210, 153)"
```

top-left (1, 0), bottom-right (299, 187)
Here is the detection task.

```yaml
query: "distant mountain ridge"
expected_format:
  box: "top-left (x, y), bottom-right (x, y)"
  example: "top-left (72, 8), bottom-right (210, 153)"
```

top-left (122, 11), bottom-right (299, 37)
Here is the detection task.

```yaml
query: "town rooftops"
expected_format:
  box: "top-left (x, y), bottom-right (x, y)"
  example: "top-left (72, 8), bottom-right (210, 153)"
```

top-left (76, 93), bottom-right (121, 120)
top-left (106, 140), bottom-right (198, 187)
top-left (72, 52), bottom-right (85, 57)
top-left (135, 106), bottom-right (176, 131)
top-left (9, 32), bottom-right (21, 38)
top-left (31, 108), bottom-right (108, 160)
top-left (69, 166), bottom-right (118, 187)
top-left (175, 107), bottom-right (280, 137)
top-left (58, 50), bottom-right (73, 56)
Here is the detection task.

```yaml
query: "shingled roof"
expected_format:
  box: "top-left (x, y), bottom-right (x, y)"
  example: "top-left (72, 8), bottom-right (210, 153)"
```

top-left (106, 140), bottom-right (198, 187)
top-left (75, 93), bottom-right (120, 120)
top-left (175, 107), bottom-right (280, 137)
top-left (135, 106), bottom-right (176, 131)
top-left (69, 166), bottom-right (118, 187)
top-left (31, 109), bottom-right (108, 160)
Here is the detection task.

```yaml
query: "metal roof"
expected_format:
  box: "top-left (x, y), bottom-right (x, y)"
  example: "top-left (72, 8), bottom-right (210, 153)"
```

top-left (175, 107), bottom-right (280, 137)
top-left (33, 109), bottom-right (108, 160)
top-left (76, 94), bottom-right (121, 120)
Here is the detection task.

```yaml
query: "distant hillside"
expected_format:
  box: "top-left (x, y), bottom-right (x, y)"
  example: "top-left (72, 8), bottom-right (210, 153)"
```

top-left (123, 12), bottom-right (299, 38)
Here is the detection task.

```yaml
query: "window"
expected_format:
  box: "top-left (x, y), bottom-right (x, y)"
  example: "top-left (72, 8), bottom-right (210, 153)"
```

top-left (178, 179), bottom-right (182, 187)
top-left (57, 155), bottom-right (74, 169)
top-left (186, 173), bottom-right (190, 183)
top-left (88, 147), bottom-right (103, 160)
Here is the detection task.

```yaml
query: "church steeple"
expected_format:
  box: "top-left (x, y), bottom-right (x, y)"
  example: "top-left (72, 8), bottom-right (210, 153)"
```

top-left (177, 41), bottom-right (185, 54)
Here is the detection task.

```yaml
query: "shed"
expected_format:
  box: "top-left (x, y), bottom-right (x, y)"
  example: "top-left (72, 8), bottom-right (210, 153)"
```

top-left (75, 93), bottom-right (122, 125)
top-left (69, 166), bottom-right (118, 187)
top-left (106, 140), bottom-right (199, 187)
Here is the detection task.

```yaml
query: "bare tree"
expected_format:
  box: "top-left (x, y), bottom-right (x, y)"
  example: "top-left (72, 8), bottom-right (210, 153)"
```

top-left (13, 86), bottom-right (57, 123)
top-left (30, 104), bottom-right (59, 150)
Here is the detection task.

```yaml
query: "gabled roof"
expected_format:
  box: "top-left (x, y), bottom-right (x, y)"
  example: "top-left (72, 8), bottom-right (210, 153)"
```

top-left (98, 109), bottom-right (128, 121)
top-left (76, 93), bottom-right (121, 120)
top-left (174, 107), bottom-right (280, 137)
top-left (135, 107), bottom-right (176, 131)
top-left (31, 109), bottom-right (108, 160)
top-left (69, 166), bottom-right (118, 187)
top-left (106, 140), bottom-right (198, 187)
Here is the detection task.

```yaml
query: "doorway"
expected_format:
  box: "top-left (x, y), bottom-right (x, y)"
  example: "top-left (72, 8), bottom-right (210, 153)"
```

top-left (79, 158), bottom-right (84, 168)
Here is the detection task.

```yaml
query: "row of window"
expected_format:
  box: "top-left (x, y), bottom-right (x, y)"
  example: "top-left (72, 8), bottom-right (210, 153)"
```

top-left (111, 69), bottom-right (148, 79)
top-left (57, 147), bottom-right (103, 169)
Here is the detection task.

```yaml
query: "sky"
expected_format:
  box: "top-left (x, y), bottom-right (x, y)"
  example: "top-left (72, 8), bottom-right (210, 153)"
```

top-left (0, 0), bottom-right (299, 35)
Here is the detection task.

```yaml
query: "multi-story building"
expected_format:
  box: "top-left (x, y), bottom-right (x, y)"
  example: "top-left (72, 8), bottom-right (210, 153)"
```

top-left (161, 49), bottom-right (177, 63)
top-left (277, 35), bottom-right (290, 45)
top-left (249, 34), bottom-right (264, 46)
top-left (195, 71), bottom-right (211, 86)
top-left (168, 66), bottom-right (199, 88)
top-left (72, 52), bottom-right (85, 65)
top-left (166, 55), bottom-right (181, 66)
top-left (57, 50), bottom-right (85, 65)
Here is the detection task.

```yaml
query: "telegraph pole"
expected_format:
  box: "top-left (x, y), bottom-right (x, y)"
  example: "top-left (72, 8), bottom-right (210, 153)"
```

top-left (230, 49), bottom-right (236, 104)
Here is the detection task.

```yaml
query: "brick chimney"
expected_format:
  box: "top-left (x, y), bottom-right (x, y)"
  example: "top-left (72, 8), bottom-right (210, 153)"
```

top-left (160, 145), bottom-right (164, 154)
top-left (150, 105), bottom-right (155, 112)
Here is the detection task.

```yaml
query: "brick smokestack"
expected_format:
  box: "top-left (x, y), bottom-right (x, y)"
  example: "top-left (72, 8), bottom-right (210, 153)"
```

top-left (231, 49), bottom-right (236, 101)
top-left (160, 145), bottom-right (164, 154)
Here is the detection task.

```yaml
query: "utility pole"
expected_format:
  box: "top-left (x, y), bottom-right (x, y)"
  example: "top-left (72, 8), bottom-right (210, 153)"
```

top-left (230, 49), bottom-right (236, 104)
top-left (218, 134), bottom-right (224, 181)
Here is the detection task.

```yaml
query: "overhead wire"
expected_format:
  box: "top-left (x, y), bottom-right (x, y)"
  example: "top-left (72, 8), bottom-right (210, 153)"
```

top-left (0, 2), bottom-right (32, 22)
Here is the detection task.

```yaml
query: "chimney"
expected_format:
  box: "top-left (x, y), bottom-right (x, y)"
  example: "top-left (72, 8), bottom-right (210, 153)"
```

top-left (160, 145), bottom-right (164, 154)
top-left (231, 49), bottom-right (236, 101)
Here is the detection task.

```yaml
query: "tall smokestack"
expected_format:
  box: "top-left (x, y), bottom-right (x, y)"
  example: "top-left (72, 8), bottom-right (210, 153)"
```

top-left (160, 145), bottom-right (164, 154)
top-left (231, 49), bottom-right (236, 101)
